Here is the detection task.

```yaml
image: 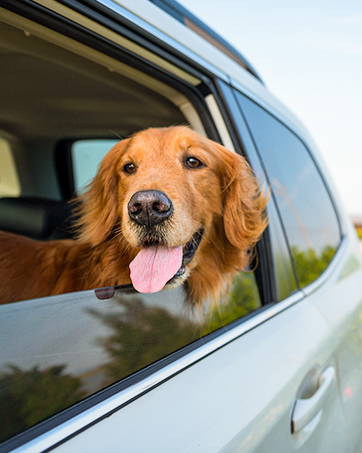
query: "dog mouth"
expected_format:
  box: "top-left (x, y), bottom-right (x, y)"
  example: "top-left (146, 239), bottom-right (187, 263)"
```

top-left (129, 228), bottom-right (204, 294)
top-left (171, 229), bottom-right (203, 279)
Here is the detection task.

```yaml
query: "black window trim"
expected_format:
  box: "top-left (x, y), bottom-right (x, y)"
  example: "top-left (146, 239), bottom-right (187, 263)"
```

top-left (214, 79), bottom-right (279, 303)
top-left (217, 82), bottom-right (302, 292)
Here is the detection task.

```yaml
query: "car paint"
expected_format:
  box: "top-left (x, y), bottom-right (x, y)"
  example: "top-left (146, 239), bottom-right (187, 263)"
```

top-left (50, 288), bottom-right (349, 452)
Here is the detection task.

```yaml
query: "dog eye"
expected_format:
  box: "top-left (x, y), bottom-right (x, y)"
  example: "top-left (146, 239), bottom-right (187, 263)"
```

top-left (184, 156), bottom-right (204, 169)
top-left (123, 162), bottom-right (136, 174)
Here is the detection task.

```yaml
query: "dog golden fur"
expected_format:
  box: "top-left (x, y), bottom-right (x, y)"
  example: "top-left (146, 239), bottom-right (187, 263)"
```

top-left (0, 126), bottom-right (267, 305)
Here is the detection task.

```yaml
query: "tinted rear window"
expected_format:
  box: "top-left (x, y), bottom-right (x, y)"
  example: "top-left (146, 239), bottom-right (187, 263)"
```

top-left (235, 92), bottom-right (341, 287)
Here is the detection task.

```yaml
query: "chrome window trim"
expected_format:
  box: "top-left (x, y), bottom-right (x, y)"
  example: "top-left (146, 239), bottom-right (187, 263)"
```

top-left (12, 289), bottom-right (305, 453)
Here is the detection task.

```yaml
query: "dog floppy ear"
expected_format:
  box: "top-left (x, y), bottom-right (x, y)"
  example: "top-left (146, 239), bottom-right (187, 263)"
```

top-left (76, 138), bottom-right (131, 246)
top-left (216, 143), bottom-right (268, 251)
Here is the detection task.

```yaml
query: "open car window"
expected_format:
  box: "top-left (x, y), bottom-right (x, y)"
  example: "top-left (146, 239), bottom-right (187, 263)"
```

top-left (0, 9), bottom-right (271, 448)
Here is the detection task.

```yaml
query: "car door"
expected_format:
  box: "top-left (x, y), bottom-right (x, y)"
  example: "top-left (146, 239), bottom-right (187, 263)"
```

top-left (308, 247), bottom-right (362, 453)
top-left (46, 296), bottom-right (347, 453)
top-left (1, 89), bottom-right (352, 453)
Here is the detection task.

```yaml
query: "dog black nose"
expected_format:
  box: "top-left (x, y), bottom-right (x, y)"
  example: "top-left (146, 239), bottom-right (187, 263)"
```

top-left (128, 190), bottom-right (173, 228)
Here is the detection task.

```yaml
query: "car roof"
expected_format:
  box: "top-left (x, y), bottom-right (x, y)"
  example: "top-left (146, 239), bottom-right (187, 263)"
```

top-left (107, 0), bottom-right (313, 142)
top-left (147, 0), bottom-right (264, 83)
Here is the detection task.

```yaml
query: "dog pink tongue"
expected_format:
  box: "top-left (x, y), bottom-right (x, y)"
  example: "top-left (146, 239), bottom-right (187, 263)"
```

top-left (130, 245), bottom-right (183, 293)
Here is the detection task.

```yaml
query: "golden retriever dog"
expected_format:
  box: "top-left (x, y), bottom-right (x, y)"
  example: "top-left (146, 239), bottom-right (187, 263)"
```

top-left (0, 126), bottom-right (267, 305)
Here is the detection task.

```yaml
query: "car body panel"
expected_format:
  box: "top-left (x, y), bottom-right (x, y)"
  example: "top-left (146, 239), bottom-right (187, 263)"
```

top-left (308, 228), bottom-right (362, 452)
top-left (49, 296), bottom-right (348, 453)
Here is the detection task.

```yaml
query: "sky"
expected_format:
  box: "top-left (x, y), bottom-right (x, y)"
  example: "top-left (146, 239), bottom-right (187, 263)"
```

top-left (179, 0), bottom-right (362, 218)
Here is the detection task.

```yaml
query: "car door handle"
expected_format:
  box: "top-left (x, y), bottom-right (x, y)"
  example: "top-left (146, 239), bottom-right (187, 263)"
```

top-left (292, 366), bottom-right (335, 433)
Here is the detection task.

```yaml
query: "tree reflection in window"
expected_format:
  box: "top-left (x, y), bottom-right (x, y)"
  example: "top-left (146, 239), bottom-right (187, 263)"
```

top-left (0, 271), bottom-right (261, 443)
top-left (87, 298), bottom-right (198, 384)
top-left (291, 245), bottom-right (337, 287)
top-left (88, 272), bottom-right (261, 384)
top-left (0, 365), bottom-right (84, 442)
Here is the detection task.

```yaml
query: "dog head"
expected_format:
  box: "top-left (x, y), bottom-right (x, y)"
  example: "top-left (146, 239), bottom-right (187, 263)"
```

top-left (77, 126), bottom-right (267, 301)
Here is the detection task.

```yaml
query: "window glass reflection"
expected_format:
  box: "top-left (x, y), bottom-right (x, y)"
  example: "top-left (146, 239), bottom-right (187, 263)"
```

top-left (235, 92), bottom-right (341, 287)
top-left (0, 272), bottom-right (260, 442)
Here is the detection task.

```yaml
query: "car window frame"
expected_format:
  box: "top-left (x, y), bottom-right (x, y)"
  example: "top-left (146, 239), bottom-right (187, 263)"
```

top-left (215, 80), bottom-right (296, 301)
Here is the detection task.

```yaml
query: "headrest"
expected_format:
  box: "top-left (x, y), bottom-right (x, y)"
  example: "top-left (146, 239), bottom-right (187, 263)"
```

top-left (0, 197), bottom-right (75, 240)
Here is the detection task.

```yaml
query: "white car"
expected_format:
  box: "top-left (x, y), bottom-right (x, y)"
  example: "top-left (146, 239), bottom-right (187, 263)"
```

top-left (0, 0), bottom-right (361, 452)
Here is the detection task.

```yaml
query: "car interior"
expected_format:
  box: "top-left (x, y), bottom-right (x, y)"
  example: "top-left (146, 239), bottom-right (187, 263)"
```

top-left (0, 17), bottom-right (206, 242)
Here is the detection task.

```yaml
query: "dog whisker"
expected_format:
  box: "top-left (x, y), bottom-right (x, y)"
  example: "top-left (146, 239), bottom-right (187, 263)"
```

top-left (109, 129), bottom-right (123, 140)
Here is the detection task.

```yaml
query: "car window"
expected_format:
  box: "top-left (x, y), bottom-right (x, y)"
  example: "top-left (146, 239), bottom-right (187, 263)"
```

top-left (0, 15), bottom-right (268, 447)
top-left (72, 139), bottom-right (119, 194)
top-left (0, 272), bottom-right (261, 443)
top-left (235, 92), bottom-right (341, 287)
